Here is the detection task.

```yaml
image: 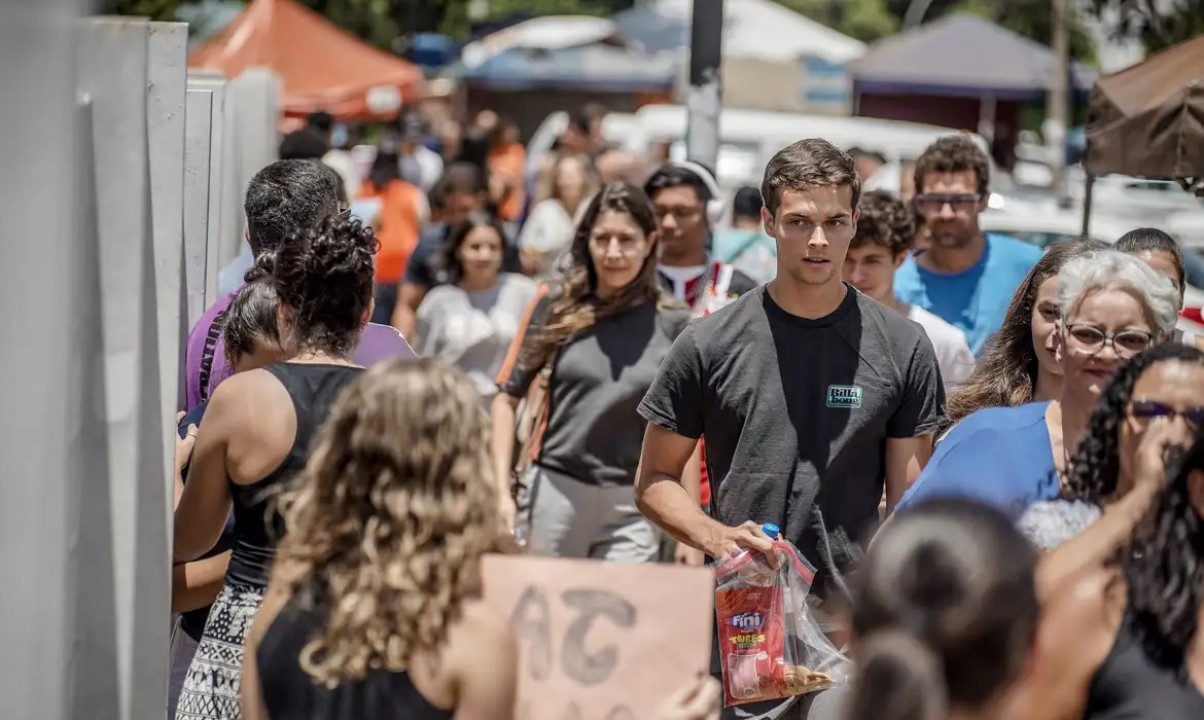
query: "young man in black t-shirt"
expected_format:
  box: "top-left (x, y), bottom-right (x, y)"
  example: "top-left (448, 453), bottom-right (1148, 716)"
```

top-left (636, 139), bottom-right (944, 719)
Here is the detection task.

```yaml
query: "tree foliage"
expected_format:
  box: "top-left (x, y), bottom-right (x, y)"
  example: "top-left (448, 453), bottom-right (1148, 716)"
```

top-left (879, 0), bottom-right (1099, 63)
top-left (778, 0), bottom-right (899, 43)
top-left (1083, 0), bottom-right (1204, 53)
top-left (951, 0), bottom-right (1098, 65)
top-left (101, 0), bottom-right (190, 20)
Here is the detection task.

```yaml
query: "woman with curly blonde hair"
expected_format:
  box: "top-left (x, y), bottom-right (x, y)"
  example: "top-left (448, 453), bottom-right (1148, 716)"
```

top-left (241, 358), bottom-right (516, 720)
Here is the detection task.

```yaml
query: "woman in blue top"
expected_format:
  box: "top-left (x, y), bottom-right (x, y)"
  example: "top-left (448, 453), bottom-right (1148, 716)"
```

top-left (896, 250), bottom-right (1180, 521)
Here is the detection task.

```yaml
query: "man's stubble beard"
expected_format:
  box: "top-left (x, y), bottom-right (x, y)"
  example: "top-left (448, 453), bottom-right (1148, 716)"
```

top-left (930, 228), bottom-right (974, 250)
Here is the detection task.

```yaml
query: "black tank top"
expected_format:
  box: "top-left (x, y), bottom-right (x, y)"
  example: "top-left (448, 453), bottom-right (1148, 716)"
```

top-left (226, 363), bottom-right (363, 587)
top-left (257, 589), bottom-right (454, 720)
top-left (1085, 612), bottom-right (1204, 719)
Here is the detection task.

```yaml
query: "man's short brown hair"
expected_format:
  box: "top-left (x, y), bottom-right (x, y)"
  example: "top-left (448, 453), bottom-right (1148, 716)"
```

top-left (913, 135), bottom-right (990, 197)
top-left (761, 138), bottom-right (861, 217)
top-left (850, 190), bottom-right (915, 257)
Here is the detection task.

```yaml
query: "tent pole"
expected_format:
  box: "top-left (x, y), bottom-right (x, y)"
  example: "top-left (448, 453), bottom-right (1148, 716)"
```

top-left (1081, 172), bottom-right (1095, 239)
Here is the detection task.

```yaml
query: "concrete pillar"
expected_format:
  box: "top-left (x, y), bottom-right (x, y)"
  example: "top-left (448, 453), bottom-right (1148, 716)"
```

top-left (0, 2), bottom-right (86, 718)
top-left (183, 84), bottom-right (218, 326)
top-left (227, 68), bottom-right (283, 251)
top-left (187, 72), bottom-right (230, 307)
top-left (76, 16), bottom-right (172, 719)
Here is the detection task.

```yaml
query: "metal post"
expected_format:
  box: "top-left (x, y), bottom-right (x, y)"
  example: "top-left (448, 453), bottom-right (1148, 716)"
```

top-left (685, 0), bottom-right (723, 172)
top-left (1047, 0), bottom-right (1070, 199)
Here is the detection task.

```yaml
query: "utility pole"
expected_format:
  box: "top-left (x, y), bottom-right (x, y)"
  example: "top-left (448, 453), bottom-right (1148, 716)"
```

top-left (1047, 0), bottom-right (1070, 203)
top-left (685, 0), bottom-right (722, 172)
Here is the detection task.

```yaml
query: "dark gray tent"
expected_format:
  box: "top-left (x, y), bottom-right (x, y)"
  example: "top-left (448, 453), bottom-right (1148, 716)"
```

top-left (849, 14), bottom-right (1094, 100)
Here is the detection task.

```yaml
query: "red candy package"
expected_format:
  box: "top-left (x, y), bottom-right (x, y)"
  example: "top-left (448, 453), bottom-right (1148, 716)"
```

top-left (714, 540), bottom-right (850, 707)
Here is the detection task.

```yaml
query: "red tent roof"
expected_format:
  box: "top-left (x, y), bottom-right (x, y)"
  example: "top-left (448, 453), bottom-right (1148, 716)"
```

top-left (188, 0), bottom-right (423, 121)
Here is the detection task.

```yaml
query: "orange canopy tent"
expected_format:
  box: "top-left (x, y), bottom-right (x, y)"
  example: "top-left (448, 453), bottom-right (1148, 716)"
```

top-left (188, 0), bottom-right (424, 121)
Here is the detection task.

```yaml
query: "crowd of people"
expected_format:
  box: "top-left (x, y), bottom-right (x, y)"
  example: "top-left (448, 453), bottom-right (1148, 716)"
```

top-left (167, 104), bottom-right (1204, 720)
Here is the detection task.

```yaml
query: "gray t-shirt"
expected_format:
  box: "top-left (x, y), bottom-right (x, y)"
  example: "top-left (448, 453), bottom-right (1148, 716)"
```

top-left (416, 273), bottom-right (538, 398)
top-left (638, 285), bottom-right (944, 600)
top-left (499, 292), bottom-right (692, 486)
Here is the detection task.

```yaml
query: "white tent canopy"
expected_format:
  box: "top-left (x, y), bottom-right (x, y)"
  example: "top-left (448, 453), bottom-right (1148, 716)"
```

top-left (612, 0), bottom-right (865, 64)
top-left (461, 16), bottom-right (624, 69)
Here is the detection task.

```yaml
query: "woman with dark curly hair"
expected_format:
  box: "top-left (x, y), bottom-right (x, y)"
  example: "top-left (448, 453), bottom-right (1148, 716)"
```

top-left (942, 238), bottom-right (1104, 431)
top-left (896, 250), bottom-right (1179, 523)
top-left (240, 359), bottom-right (516, 720)
top-left (491, 181), bottom-right (693, 560)
top-left (1006, 427), bottom-right (1204, 719)
top-left (415, 213), bottom-right (537, 401)
top-left (1020, 343), bottom-right (1203, 596)
top-left (173, 214), bottom-right (376, 720)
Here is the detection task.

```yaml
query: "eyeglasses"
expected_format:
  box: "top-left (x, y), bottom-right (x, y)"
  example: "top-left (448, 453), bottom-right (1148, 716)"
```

top-left (653, 206), bottom-right (702, 222)
top-left (1128, 399), bottom-right (1204, 428)
top-left (1063, 323), bottom-right (1154, 358)
top-left (914, 194), bottom-right (982, 211)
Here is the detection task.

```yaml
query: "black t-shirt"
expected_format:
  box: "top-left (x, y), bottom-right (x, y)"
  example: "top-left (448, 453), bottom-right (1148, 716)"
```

top-left (499, 290), bottom-right (692, 486)
top-left (403, 222), bottom-right (522, 289)
top-left (638, 285), bottom-right (944, 600)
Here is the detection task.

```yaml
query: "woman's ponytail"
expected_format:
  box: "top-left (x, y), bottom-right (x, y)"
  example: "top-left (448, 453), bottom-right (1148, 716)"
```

top-left (846, 630), bottom-right (946, 720)
top-left (245, 249), bottom-right (277, 283)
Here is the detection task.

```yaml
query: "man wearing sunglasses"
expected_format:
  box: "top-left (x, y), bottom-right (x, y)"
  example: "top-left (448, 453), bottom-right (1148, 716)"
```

top-left (894, 135), bottom-right (1042, 355)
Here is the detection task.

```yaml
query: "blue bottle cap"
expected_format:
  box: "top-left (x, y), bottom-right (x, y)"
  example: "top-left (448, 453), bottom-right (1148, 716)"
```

top-left (761, 522), bottom-right (780, 539)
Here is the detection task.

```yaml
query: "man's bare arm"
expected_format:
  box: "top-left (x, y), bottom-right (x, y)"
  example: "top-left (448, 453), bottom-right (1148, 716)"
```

top-left (636, 424), bottom-right (770, 560)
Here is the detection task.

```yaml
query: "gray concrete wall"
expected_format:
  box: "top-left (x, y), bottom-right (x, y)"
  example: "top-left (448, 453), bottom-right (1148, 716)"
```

top-left (1, 9), bottom-right (198, 719)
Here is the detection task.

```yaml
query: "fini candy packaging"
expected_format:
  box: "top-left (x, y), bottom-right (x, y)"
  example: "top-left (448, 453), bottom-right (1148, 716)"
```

top-left (714, 539), bottom-right (850, 707)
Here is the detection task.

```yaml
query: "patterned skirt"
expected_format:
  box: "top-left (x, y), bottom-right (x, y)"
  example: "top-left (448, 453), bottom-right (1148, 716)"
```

top-left (174, 582), bottom-right (265, 720)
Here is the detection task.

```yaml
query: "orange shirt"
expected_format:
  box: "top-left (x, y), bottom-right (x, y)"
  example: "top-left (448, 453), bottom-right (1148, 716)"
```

top-left (360, 179), bottom-right (423, 284)
top-left (489, 142), bottom-right (526, 222)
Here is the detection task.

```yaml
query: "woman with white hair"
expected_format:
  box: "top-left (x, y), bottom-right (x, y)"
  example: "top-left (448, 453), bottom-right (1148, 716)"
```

top-left (893, 250), bottom-right (1180, 530)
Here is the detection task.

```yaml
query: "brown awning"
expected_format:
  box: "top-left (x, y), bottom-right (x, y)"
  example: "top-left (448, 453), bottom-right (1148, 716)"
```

top-left (1086, 34), bottom-right (1204, 179)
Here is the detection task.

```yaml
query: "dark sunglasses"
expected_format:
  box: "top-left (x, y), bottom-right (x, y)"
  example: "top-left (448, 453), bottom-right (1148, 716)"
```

top-left (1128, 399), bottom-right (1204, 427)
top-left (914, 193), bottom-right (982, 209)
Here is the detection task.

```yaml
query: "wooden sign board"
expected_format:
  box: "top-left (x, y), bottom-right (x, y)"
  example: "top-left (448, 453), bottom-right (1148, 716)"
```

top-left (482, 556), bottom-right (714, 720)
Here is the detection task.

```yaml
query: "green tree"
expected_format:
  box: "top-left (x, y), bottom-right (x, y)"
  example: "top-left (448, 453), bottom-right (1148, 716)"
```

top-left (101, 0), bottom-right (190, 20)
top-left (1083, 0), bottom-right (1204, 53)
top-left (952, 0), bottom-right (1097, 65)
top-left (776, 0), bottom-right (899, 43)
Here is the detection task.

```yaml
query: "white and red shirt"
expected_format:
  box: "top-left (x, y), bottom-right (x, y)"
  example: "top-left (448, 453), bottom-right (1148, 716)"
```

top-left (658, 259), bottom-right (759, 506)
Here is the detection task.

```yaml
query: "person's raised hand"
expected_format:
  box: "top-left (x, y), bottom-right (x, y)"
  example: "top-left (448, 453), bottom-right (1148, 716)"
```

top-left (655, 676), bottom-right (721, 720)
top-left (1133, 415), bottom-right (1195, 494)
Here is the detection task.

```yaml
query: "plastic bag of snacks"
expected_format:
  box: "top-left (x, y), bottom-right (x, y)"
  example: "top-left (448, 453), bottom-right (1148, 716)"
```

top-left (714, 529), bottom-right (850, 707)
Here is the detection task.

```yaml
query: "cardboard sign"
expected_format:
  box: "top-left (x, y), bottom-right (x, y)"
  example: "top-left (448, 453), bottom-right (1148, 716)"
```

top-left (482, 555), bottom-right (714, 720)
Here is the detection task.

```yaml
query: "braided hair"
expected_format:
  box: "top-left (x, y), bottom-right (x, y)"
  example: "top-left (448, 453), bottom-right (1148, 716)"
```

top-left (1064, 343), bottom-right (1204, 503)
top-left (1124, 426), bottom-right (1204, 663)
